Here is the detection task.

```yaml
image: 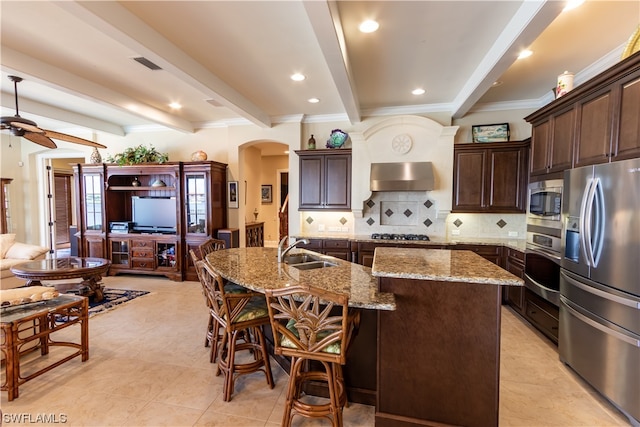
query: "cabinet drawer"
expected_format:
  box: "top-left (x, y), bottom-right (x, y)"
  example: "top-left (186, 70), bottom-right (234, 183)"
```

top-left (131, 248), bottom-right (153, 258)
top-left (506, 247), bottom-right (524, 263)
top-left (131, 259), bottom-right (154, 269)
top-left (323, 239), bottom-right (350, 249)
top-left (299, 239), bottom-right (322, 250)
top-left (131, 240), bottom-right (152, 248)
top-left (524, 291), bottom-right (559, 343)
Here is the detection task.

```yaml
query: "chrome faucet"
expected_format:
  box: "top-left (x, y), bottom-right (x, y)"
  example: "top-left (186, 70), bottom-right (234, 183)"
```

top-left (277, 236), bottom-right (310, 263)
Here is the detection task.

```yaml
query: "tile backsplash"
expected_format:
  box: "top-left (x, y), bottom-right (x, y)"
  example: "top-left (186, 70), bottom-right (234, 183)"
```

top-left (300, 191), bottom-right (526, 239)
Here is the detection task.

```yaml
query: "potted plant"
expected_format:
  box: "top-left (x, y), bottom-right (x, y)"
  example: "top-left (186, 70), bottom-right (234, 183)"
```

top-left (105, 144), bottom-right (169, 165)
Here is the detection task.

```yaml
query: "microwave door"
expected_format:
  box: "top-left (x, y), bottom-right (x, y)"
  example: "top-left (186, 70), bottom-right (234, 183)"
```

top-left (589, 159), bottom-right (640, 296)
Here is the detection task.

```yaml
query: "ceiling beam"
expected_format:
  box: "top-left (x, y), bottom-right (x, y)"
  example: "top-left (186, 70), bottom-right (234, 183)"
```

top-left (57, 1), bottom-right (272, 129)
top-left (2, 47), bottom-right (194, 134)
top-left (451, 0), bottom-right (565, 119)
top-left (304, 0), bottom-right (361, 124)
top-left (1, 91), bottom-right (126, 136)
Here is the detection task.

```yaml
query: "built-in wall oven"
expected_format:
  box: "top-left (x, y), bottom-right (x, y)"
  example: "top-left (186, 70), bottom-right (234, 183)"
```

top-left (525, 179), bottom-right (564, 306)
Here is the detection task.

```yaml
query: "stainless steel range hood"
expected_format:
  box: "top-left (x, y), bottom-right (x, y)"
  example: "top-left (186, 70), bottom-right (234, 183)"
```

top-left (370, 162), bottom-right (434, 191)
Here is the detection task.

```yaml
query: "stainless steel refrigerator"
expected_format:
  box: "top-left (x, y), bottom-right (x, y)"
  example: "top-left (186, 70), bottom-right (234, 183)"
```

top-left (560, 157), bottom-right (640, 426)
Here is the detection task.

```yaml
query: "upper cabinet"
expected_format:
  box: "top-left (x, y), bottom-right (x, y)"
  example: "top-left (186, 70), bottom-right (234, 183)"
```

top-left (526, 51), bottom-right (640, 180)
top-left (452, 141), bottom-right (529, 213)
top-left (296, 149), bottom-right (351, 211)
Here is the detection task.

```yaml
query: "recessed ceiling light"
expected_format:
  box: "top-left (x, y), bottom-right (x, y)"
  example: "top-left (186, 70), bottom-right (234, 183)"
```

top-left (518, 49), bottom-right (533, 60)
top-left (491, 81), bottom-right (503, 87)
top-left (290, 73), bottom-right (305, 82)
top-left (359, 19), bottom-right (379, 33)
top-left (308, 98), bottom-right (320, 103)
top-left (411, 88), bottom-right (425, 95)
top-left (563, 0), bottom-right (584, 12)
top-left (169, 102), bottom-right (182, 110)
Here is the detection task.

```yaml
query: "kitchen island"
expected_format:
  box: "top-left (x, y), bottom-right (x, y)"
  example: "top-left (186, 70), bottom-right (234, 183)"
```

top-left (205, 246), bottom-right (523, 426)
top-left (372, 247), bottom-right (523, 427)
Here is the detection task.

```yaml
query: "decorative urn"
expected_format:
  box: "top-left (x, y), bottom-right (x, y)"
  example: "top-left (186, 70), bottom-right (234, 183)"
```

top-left (326, 129), bottom-right (348, 148)
top-left (191, 150), bottom-right (208, 161)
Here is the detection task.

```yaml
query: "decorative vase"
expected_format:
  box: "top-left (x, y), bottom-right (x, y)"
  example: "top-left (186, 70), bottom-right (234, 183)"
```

top-left (90, 147), bottom-right (102, 164)
top-left (326, 129), bottom-right (348, 149)
top-left (191, 150), bottom-right (208, 161)
top-left (308, 135), bottom-right (316, 150)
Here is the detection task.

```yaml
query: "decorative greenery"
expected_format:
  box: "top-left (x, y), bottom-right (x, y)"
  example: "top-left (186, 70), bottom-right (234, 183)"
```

top-left (105, 144), bottom-right (169, 165)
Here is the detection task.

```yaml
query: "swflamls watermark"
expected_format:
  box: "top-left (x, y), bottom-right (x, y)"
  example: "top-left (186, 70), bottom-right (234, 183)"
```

top-left (2, 412), bottom-right (68, 424)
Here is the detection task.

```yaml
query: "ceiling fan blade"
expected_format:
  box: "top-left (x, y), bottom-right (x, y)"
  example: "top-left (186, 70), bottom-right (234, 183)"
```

top-left (10, 121), bottom-right (45, 134)
top-left (23, 132), bottom-right (57, 149)
top-left (42, 130), bottom-right (107, 148)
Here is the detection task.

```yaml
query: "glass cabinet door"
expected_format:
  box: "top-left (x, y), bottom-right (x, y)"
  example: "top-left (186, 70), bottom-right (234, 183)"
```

top-left (84, 174), bottom-right (103, 231)
top-left (185, 173), bottom-right (207, 234)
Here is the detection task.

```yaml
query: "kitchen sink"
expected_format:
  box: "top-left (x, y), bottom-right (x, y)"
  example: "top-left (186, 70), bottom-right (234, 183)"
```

top-left (283, 254), bottom-right (318, 264)
top-left (290, 260), bottom-right (337, 270)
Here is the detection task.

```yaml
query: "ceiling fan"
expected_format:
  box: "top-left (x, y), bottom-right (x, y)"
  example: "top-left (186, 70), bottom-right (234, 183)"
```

top-left (1, 75), bottom-right (106, 149)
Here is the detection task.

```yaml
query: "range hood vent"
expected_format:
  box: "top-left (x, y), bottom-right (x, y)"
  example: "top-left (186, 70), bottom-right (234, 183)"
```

top-left (370, 162), bottom-right (434, 191)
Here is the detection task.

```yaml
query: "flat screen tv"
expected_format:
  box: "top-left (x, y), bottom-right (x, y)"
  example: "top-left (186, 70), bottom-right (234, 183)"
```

top-left (131, 196), bottom-right (177, 233)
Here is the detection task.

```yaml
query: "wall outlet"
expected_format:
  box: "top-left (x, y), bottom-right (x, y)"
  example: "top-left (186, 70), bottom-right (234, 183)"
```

top-left (451, 229), bottom-right (460, 236)
top-left (328, 226), bottom-right (340, 232)
top-left (318, 224), bottom-right (325, 232)
top-left (508, 231), bottom-right (518, 237)
top-left (341, 227), bottom-right (349, 232)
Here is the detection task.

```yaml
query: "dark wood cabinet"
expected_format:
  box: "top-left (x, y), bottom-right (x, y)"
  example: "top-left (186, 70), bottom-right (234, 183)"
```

top-left (504, 247), bottom-right (525, 314)
top-left (530, 108), bottom-right (575, 178)
top-left (298, 238), bottom-right (351, 261)
top-left (74, 161), bottom-right (227, 281)
top-left (296, 149), bottom-right (351, 211)
top-left (453, 141), bottom-right (528, 213)
top-left (453, 244), bottom-right (503, 266)
top-left (526, 51), bottom-right (640, 177)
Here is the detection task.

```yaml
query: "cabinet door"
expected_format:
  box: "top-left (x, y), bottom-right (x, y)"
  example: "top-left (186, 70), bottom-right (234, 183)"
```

top-left (324, 154), bottom-right (351, 209)
top-left (487, 147), bottom-right (527, 212)
top-left (299, 155), bottom-right (324, 209)
top-left (453, 149), bottom-right (486, 211)
top-left (614, 72), bottom-right (640, 161)
top-left (574, 89), bottom-right (613, 168)
top-left (549, 108), bottom-right (575, 173)
top-left (184, 172), bottom-right (208, 235)
top-left (530, 121), bottom-right (550, 176)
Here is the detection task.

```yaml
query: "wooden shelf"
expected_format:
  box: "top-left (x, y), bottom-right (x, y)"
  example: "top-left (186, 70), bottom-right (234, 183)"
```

top-left (108, 186), bottom-right (177, 191)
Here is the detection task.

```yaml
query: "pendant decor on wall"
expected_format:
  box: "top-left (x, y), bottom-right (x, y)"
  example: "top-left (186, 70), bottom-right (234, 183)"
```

top-left (391, 134), bottom-right (413, 154)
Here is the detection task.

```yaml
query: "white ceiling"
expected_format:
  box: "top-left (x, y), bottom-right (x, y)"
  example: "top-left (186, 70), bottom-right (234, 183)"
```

top-left (1, 1), bottom-right (639, 139)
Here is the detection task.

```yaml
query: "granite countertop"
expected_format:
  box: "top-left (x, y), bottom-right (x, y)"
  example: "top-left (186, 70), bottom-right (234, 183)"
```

top-left (371, 247), bottom-right (524, 286)
top-left (293, 233), bottom-right (527, 251)
top-left (205, 247), bottom-right (395, 311)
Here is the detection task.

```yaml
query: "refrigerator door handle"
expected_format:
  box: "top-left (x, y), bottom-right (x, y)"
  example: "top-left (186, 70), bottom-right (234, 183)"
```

top-left (561, 270), bottom-right (640, 309)
top-left (591, 177), bottom-right (605, 267)
top-left (561, 296), bottom-right (640, 347)
top-left (579, 178), bottom-right (597, 266)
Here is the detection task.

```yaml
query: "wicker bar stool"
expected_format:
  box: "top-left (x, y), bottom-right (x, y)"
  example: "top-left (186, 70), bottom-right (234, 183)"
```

top-left (198, 260), bottom-right (274, 401)
top-left (190, 249), bottom-right (219, 362)
top-left (198, 238), bottom-right (226, 258)
top-left (265, 285), bottom-right (360, 427)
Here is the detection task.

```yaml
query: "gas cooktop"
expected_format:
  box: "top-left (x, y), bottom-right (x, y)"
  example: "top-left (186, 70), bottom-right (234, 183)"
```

top-left (371, 233), bottom-right (430, 241)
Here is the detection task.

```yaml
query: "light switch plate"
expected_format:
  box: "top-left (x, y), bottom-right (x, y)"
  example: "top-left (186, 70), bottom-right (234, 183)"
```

top-left (508, 231), bottom-right (518, 237)
top-left (451, 230), bottom-right (460, 236)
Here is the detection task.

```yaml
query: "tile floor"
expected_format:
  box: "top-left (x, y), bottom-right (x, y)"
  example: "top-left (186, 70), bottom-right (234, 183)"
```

top-left (1, 275), bottom-right (632, 426)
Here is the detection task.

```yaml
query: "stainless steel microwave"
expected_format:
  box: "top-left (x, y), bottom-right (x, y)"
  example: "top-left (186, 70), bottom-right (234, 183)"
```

top-left (527, 179), bottom-right (563, 229)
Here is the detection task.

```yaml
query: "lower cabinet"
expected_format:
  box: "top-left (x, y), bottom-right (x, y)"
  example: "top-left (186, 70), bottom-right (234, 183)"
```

top-left (523, 289), bottom-right (559, 344)
top-left (107, 235), bottom-right (181, 281)
top-left (452, 244), bottom-right (503, 266)
top-left (298, 238), bottom-right (351, 261)
top-left (504, 247), bottom-right (525, 313)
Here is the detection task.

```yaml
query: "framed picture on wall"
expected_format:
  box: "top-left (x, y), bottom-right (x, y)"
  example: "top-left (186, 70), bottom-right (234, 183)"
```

top-left (261, 184), bottom-right (272, 204)
top-left (472, 123), bottom-right (510, 143)
top-left (228, 181), bottom-right (239, 209)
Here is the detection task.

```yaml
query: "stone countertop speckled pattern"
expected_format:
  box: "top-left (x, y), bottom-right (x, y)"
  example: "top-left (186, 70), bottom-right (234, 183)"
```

top-left (372, 247), bottom-right (524, 286)
top-left (292, 234), bottom-right (527, 251)
top-left (205, 247), bottom-right (395, 311)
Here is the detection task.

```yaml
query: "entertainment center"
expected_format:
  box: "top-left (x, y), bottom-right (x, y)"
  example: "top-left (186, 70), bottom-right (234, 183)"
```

top-left (73, 161), bottom-right (227, 281)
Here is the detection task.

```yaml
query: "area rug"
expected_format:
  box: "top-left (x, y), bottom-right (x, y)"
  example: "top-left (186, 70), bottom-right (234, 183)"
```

top-left (88, 288), bottom-right (151, 317)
